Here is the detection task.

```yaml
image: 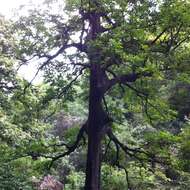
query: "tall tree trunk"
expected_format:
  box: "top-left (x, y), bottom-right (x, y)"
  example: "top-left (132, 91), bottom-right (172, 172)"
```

top-left (84, 64), bottom-right (107, 190)
top-left (84, 8), bottom-right (109, 189)
top-left (84, 127), bottom-right (102, 190)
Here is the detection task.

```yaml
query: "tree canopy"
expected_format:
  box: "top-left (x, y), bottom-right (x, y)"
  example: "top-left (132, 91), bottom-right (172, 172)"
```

top-left (0, 0), bottom-right (190, 189)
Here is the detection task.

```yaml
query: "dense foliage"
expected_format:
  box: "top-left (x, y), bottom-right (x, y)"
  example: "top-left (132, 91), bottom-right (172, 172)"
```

top-left (0, 0), bottom-right (190, 189)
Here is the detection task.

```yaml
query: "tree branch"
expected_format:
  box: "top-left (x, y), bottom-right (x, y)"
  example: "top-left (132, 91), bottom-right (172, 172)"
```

top-left (107, 128), bottom-right (148, 157)
top-left (107, 72), bottom-right (152, 90)
top-left (56, 67), bottom-right (86, 99)
top-left (107, 127), bottom-right (170, 172)
top-left (23, 42), bottom-right (85, 93)
top-left (47, 123), bottom-right (87, 169)
top-left (150, 28), bottom-right (168, 45)
top-left (107, 133), bottom-right (131, 190)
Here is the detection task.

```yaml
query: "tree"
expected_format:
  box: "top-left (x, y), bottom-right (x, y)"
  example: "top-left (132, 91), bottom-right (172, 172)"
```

top-left (13, 0), bottom-right (190, 189)
top-left (0, 15), bottom-right (18, 107)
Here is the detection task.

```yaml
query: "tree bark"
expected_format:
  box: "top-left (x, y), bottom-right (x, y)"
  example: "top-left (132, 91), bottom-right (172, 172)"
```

top-left (84, 127), bottom-right (102, 190)
top-left (84, 64), bottom-right (108, 190)
top-left (83, 7), bottom-right (110, 189)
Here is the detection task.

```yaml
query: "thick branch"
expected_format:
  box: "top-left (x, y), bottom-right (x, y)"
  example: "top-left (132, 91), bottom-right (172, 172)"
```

top-left (107, 72), bottom-right (152, 90)
top-left (47, 123), bottom-right (87, 169)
